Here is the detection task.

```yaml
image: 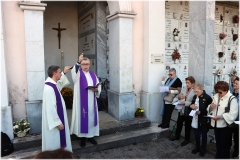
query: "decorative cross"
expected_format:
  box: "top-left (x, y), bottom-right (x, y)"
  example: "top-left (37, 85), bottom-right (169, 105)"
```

top-left (82, 108), bottom-right (87, 118)
top-left (52, 23), bottom-right (66, 49)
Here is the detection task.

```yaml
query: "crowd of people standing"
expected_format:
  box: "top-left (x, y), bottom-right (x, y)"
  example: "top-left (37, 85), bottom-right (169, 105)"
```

top-left (159, 68), bottom-right (239, 159)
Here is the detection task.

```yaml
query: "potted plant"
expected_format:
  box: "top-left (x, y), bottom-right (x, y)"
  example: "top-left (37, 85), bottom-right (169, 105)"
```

top-left (13, 118), bottom-right (30, 137)
top-left (173, 28), bottom-right (180, 41)
top-left (219, 33), bottom-right (227, 44)
top-left (233, 15), bottom-right (239, 27)
top-left (61, 87), bottom-right (73, 109)
top-left (231, 51), bottom-right (237, 63)
top-left (229, 68), bottom-right (237, 77)
top-left (135, 107), bottom-right (144, 118)
top-left (172, 48), bottom-right (181, 63)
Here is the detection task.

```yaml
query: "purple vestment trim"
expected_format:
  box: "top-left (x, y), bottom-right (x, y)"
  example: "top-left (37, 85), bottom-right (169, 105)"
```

top-left (79, 70), bottom-right (98, 134)
top-left (45, 82), bottom-right (66, 148)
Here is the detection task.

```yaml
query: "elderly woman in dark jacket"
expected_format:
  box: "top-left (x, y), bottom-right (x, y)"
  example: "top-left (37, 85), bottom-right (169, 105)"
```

top-left (190, 83), bottom-right (212, 157)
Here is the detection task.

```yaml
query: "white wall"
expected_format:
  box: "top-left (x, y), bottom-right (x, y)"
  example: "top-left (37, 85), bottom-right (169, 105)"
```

top-left (2, 1), bottom-right (28, 119)
top-left (44, 2), bottom-right (78, 89)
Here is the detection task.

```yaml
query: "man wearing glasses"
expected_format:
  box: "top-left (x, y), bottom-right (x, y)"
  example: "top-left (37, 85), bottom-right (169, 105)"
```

top-left (70, 54), bottom-right (101, 147)
top-left (159, 68), bottom-right (182, 129)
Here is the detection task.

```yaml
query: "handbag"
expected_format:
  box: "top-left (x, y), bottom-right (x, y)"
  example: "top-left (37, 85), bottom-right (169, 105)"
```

top-left (164, 93), bottom-right (176, 103)
top-left (224, 95), bottom-right (239, 128)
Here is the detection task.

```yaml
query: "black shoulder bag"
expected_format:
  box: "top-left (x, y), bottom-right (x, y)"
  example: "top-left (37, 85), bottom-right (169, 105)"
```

top-left (224, 95), bottom-right (239, 128)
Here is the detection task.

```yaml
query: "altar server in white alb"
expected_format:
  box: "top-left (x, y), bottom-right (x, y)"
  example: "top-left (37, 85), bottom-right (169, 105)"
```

top-left (42, 65), bottom-right (72, 152)
top-left (70, 54), bottom-right (101, 147)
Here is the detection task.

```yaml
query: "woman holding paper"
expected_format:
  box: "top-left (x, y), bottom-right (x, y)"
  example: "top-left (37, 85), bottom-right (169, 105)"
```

top-left (169, 76), bottom-right (195, 147)
top-left (190, 84), bottom-right (212, 157)
top-left (207, 81), bottom-right (238, 158)
top-left (158, 68), bottom-right (182, 129)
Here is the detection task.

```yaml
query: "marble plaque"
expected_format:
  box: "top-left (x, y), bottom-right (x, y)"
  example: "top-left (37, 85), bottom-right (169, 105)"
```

top-left (214, 25), bottom-right (223, 44)
top-left (165, 19), bottom-right (179, 41)
top-left (178, 64), bottom-right (188, 85)
top-left (178, 20), bottom-right (189, 43)
top-left (79, 33), bottom-right (95, 55)
top-left (178, 1), bottom-right (189, 20)
top-left (165, 1), bottom-right (179, 19)
top-left (79, 7), bottom-right (95, 34)
top-left (215, 5), bottom-right (224, 26)
top-left (224, 7), bottom-right (235, 27)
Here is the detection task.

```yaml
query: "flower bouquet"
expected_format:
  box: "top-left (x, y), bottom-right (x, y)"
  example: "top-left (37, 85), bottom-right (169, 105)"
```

top-left (219, 33), bottom-right (227, 39)
top-left (233, 15), bottom-right (239, 24)
top-left (229, 68), bottom-right (237, 77)
top-left (13, 118), bottom-right (30, 137)
top-left (172, 48), bottom-right (181, 63)
top-left (218, 52), bottom-right (224, 58)
top-left (173, 28), bottom-right (180, 36)
top-left (135, 107), bottom-right (144, 117)
top-left (61, 87), bottom-right (73, 109)
top-left (231, 51), bottom-right (237, 62)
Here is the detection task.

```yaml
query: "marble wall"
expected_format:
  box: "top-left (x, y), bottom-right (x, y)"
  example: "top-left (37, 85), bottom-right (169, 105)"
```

top-left (189, 1), bottom-right (215, 95)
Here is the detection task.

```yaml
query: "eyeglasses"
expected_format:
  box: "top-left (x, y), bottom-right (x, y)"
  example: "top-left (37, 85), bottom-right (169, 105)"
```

top-left (218, 91), bottom-right (222, 94)
top-left (81, 64), bottom-right (90, 66)
top-left (168, 74), bottom-right (173, 76)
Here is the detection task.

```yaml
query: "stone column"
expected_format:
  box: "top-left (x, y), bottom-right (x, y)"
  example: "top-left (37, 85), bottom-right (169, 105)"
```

top-left (1, 2), bottom-right (14, 140)
top-left (141, 1), bottom-right (166, 123)
top-left (19, 2), bottom-right (46, 134)
top-left (189, 1), bottom-right (215, 95)
top-left (107, 12), bottom-right (136, 121)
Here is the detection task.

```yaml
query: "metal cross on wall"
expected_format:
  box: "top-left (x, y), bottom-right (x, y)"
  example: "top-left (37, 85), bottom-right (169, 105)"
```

top-left (52, 23), bottom-right (66, 49)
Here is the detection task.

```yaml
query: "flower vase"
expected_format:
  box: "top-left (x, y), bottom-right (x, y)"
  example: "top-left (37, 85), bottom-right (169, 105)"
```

top-left (174, 36), bottom-right (179, 41)
top-left (17, 132), bottom-right (26, 138)
top-left (220, 39), bottom-right (223, 44)
top-left (231, 59), bottom-right (236, 63)
top-left (136, 115), bottom-right (143, 118)
top-left (173, 13), bottom-right (177, 19)
top-left (218, 57), bottom-right (222, 62)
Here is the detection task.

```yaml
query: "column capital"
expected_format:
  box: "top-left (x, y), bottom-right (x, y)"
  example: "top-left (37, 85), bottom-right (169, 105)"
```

top-left (19, 2), bottom-right (47, 11)
top-left (106, 11), bottom-right (137, 22)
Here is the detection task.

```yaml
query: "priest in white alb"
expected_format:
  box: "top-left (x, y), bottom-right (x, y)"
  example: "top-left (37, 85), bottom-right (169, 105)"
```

top-left (70, 54), bottom-right (101, 147)
top-left (42, 65), bottom-right (72, 152)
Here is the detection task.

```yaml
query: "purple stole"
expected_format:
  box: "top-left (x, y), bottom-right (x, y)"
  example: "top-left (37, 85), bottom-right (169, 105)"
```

top-left (45, 82), bottom-right (66, 148)
top-left (80, 69), bottom-right (98, 133)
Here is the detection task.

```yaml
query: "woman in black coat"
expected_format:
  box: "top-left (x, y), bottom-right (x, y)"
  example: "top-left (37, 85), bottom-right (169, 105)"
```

top-left (190, 83), bottom-right (212, 157)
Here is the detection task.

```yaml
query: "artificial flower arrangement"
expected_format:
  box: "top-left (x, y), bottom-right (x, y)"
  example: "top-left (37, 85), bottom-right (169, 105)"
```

top-left (231, 51), bottom-right (237, 61)
top-left (216, 69), bottom-right (223, 75)
top-left (219, 33), bottom-right (227, 39)
top-left (61, 87), bottom-right (73, 109)
top-left (218, 52), bottom-right (224, 58)
top-left (135, 107), bottom-right (144, 117)
top-left (173, 28), bottom-right (180, 36)
top-left (229, 68), bottom-right (237, 77)
top-left (172, 48), bottom-right (181, 62)
top-left (13, 118), bottom-right (30, 134)
top-left (233, 15), bottom-right (239, 24)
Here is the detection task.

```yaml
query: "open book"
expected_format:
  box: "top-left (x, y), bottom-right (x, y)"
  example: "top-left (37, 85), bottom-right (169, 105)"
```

top-left (85, 81), bottom-right (102, 89)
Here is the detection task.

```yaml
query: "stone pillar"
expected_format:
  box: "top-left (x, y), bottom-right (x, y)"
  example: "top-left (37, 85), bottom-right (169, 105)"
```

top-left (107, 12), bottom-right (136, 121)
top-left (189, 1), bottom-right (215, 95)
top-left (141, 1), bottom-right (166, 123)
top-left (1, 2), bottom-right (14, 140)
top-left (19, 2), bottom-right (47, 101)
top-left (19, 2), bottom-right (46, 133)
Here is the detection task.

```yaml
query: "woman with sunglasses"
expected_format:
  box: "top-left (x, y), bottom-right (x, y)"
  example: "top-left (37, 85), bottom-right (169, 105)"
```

top-left (207, 81), bottom-right (238, 158)
top-left (158, 68), bottom-right (182, 129)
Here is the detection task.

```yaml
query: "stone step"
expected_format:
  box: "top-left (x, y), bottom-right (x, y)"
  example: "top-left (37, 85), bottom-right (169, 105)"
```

top-left (13, 113), bottom-right (151, 151)
top-left (3, 123), bottom-right (168, 159)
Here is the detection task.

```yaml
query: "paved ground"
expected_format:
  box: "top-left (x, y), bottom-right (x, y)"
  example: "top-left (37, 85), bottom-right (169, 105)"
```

top-left (78, 137), bottom-right (215, 159)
